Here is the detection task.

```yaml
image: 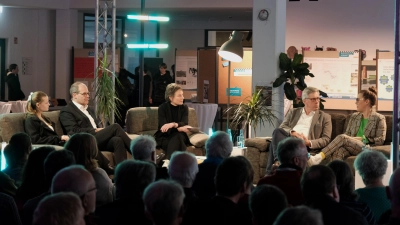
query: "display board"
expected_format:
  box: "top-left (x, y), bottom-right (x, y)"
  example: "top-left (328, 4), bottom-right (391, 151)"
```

top-left (304, 51), bottom-right (359, 99)
top-left (175, 50), bottom-right (197, 99)
top-left (377, 52), bottom-right (394, 100)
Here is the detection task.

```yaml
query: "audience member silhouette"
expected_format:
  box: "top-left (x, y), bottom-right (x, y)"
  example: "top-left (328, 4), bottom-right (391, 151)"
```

top-left (192, 131), bottom-right (233, 199)
top-left (96, 160), bottom-right (155, 225)
top-left (143, 180), bottom-right (185, 225)
top-left (273, 205), bottom-right (323, 225)
top-left (22, 150), bottom-right (76, 225)
top-left (257, 137), bottom-right (306, 206)
top-left (33, 192), bottom-right (85, 225)
top-left (250, 185), bottom-right (288, 225)
top-left (0, 192), bottom-right (22, 225)
top-left (354, 150), bottom-right (391, 222)
top-left (2, 132), bottom-right (32, 187)
top-left (65, 133), bottom-right (113, 206)
top-left (327, 160), bottom-right (375, 224)
top-left (301, 165), bottom-right (368, 225)
top-left (130, 135), bottom-right (169, 180)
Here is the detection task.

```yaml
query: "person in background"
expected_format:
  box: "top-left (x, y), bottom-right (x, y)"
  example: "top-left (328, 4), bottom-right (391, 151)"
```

top-left (154, 83), bottom-right (192, 159)
top-left (0, 193), bottom-right (22, 225)
top-left (327, 160), bottom-right (375, 224)
top-left (33, 192), bottom-right (85, 225)
top-left (383, 168), bottom-right (400, 225)
top-left (132, 65), bottom-right (153, 107)
top-left (309, 86), bottom-right (386, 165)
top-left (24, 91), bottom-right (69, 145)
top-left (273, 205), bottom-right (323, 225)
top-left (6, 64), bottom-right (25, 101)
top-left (115, 68), bottom-right (134, 127)
top-left (171, 64), bottom-right (176, 82)
top-left (354, 150), bottom-right (391, 222)
top-left (2, 133), bottom-right (32, 187)
top-left (152, 63), bottom-right (172, 107)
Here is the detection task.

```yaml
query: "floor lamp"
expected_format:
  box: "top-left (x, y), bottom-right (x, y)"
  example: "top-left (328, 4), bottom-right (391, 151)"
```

top-left (218, 31), bottom-right (244, 131)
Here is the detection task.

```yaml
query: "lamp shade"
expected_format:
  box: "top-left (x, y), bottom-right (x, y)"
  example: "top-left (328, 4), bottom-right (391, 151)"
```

top-left (218, 31), bottom-right (244, 62)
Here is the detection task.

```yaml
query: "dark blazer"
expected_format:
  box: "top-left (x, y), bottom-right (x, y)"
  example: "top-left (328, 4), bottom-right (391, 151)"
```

top-left (24, 113), bottom-right (61, 145)
top-left (5, 73), bottom-right (25, 101)
top-left (59, 102), bottom-right (101, 135)
top-left (154, 102), bottom-right (189, 137)
top-left (280, 107), bottom-right (332, 149)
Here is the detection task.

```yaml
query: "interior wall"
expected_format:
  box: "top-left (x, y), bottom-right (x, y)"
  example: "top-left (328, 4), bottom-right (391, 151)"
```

top-left (0, 8), bottom-right (56, 99)
top-left (286, 0), bottom-right (394, 59)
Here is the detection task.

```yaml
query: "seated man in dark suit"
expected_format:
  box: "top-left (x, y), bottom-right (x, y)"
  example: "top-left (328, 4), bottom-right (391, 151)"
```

top-left (267, 86), bottom-right (332, 174)
top-left (60, 82), bottom-right (132, 173)
top-left (301, 165), bottom-right (368, 225)
top-left (257, 137), bottom-right (307, 206)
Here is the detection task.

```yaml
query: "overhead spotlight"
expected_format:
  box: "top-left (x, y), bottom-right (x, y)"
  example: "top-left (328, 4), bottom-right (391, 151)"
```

top-left (124, 34), bottom-right (128, 38)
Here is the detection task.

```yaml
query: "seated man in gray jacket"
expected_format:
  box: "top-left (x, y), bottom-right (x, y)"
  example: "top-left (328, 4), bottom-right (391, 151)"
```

top-left (266, 86), bottom-right (332, 174)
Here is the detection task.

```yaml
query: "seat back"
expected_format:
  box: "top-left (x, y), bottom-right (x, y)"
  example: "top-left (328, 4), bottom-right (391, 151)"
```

top-left (126, 107), bottom-right (199, 135)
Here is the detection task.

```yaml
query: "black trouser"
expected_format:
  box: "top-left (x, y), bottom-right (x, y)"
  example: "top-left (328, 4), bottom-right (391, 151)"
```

top-left (266, 128), bottom-right (290, 175)
top-left (95, 123), bottom-right (132, 165)
top-left (160, 131), bottom-right (188, 159)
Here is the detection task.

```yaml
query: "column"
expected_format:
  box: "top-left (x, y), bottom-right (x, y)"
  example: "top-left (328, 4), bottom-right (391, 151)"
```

top-left (252, 0), bottom-right (286, 137)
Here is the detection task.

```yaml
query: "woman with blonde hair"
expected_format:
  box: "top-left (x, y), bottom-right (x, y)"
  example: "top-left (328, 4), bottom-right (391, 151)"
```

top-left (309, 86), bottom-right (386, 165)
top-left (24, 91), bottom-right (69, 145)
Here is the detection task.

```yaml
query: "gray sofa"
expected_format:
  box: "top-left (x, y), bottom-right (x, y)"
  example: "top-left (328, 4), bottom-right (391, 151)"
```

top-left (0, 111), bottom-right (133, 166)
top-left (125, 107), bottom-right (209, 156)
top-left (245, 113), bottom-right (393, 184)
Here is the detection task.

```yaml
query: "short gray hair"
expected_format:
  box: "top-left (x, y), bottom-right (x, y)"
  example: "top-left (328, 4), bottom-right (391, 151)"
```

top-left (277, 137), bottom-right (305, 164)
top-left (51, 165), bottom-right (92, 196)
top-left (143, 180), bottom-right (185, 225)
top-left (302, 87), bottom-right (319, 100)
top-left (33, 192), bottom-right (84, 225)
top-left (354, 150), bottom-right (388, 186)
top-left (115, 160), bottom-right (156, 199)
top-left (168, 152), bottom-right (199, 187)
top-left (70, 82), bottom-right (84, 97)
top-left (205, 131), bottom-right (233, 158)
top-left (165, 83), bottom-right (182, 102)
top-left (130, 135), bottom-right (156, 161)
top-left (273, 206), bottom-right (323, 225)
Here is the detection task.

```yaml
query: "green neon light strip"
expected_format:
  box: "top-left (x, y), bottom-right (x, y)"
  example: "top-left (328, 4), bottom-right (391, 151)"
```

top-left (127, 44), bottom-right (169, 49)
top-left (127, 15), bottom-right (169, 22)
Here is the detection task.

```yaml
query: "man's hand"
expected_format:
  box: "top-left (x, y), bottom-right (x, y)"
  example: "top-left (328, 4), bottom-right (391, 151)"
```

top-left (290, 131), bottom-right (303, 139)
top-left (302, 135), bottom-right (312, 147)
top-left (161, 123), bottom-right (175, 132)
top-left (95, 128), bottom-right (104, 132)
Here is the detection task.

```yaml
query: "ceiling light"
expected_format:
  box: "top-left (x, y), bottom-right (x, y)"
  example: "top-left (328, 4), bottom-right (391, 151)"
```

top-left (0, 6), bottom-right (3, 13)
top-left (127, 15), bottom-right (169, 22)
top-left (127, 43), bottom-right (169, 49)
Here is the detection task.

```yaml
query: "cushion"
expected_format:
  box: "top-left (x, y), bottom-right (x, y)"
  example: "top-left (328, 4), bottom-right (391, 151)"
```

top-left (189, 133), bottom-right (209, 148)
top-left (329, 113), bottom-right (347, 140)
top-left (244, 137), bottom-right (269, 152)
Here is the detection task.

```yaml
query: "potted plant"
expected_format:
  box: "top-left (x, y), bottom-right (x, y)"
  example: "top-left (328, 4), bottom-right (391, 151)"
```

top-left (95, 53), bottom-right (123, 126)
top-left (272, 53), bottom-right (327, 109)
top-left (226, 89), bottom-right (278, 137)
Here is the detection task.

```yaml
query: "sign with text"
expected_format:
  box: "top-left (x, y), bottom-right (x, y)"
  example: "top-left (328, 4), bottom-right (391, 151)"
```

top-left (226, 87), bottom-right (242, 96)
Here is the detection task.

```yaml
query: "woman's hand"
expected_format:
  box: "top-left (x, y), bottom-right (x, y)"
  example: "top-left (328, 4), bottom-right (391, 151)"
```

top-left (178, 125), bottom-right (192, 133)
top-left (161, 123), bottom-right (176, 132)
top-left (61, 135), bottom-right (70, 141)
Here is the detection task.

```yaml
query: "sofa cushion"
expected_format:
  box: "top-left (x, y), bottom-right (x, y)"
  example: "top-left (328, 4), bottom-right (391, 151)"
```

top-left (189, 133), bottom-right (209, 148)
top-left (126, 107), bottom-right (199, 134)
top-left (330, 113), bottom-right (347, 140)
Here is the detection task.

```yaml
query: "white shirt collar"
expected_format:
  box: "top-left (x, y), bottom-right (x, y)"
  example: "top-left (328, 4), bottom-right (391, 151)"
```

top-left (72, 100), bottom-right (88, 111)
top-left (302, 107), bottom-right (316, 116)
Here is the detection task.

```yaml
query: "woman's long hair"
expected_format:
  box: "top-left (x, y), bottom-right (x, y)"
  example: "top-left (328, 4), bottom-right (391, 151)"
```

top-left (64, 133), bottom-right (99, 171)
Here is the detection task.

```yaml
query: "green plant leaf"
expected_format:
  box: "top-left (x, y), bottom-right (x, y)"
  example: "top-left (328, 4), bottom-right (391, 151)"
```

top-left (319, 90), bottom-right (328, 97)
top-left (291, 53), bottom-right (303, 67)
top-left (279, 53), bottom-right (291, 71)
top-left (284, 83), bottom-right (297, 100)
top-left (308, 73), bottom-right (315, 77)
top-left (294, 63), bottom-right (309, 70)
top-left (272, 76), bottom-right (287, 87)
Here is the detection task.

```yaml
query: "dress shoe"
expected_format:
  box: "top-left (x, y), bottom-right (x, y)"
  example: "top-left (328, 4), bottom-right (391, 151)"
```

top-left (307, 153), bottom-right (322, 167)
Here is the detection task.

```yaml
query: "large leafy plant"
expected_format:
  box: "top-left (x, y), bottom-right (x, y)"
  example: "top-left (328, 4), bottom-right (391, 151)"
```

top-left (272, 53), bottom-right (327, 109)
top-left (226, 89), bottom-right (277, 137)
top-left (95, 53), bottom-right (123, 125)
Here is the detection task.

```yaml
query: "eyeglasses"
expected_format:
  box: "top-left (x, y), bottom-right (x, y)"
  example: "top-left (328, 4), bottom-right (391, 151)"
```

top-left (356, 98), bottom-right (364, 102)
top-left (77, 92), bottom-right (90, 96)
top-left (305, 98), bottom-right (320, 102)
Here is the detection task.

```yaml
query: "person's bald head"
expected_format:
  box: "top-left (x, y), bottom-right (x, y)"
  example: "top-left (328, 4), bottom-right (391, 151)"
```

top-left (51, 165), bottom-right (96, 214)
top-left (168, 152), bottom-right (199, 188)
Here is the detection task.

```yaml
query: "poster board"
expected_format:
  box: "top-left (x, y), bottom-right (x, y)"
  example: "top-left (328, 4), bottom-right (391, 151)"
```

top-left (175, 50), bottom-right (197, 100)
top-left (303, 51), bottom-right (359, 110)
top-left (198, 48), bottom-right (217, 103)
top-left (217, 48), bottom-right (252, 104)
top-left (376, 51), bottom-right (394, 111)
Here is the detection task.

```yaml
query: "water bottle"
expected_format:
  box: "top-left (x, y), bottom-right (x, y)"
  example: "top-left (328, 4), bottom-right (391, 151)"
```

top-left (228, 129), bottom-right (233, 143)
top-left (237, 130), bottom-right (244, 148)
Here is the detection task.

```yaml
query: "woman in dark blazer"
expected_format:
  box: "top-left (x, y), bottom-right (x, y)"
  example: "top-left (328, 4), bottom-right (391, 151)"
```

top-left (24, 91), bottom-right (69, 145)
top-left (154, 83), bottom-right (192, 159)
